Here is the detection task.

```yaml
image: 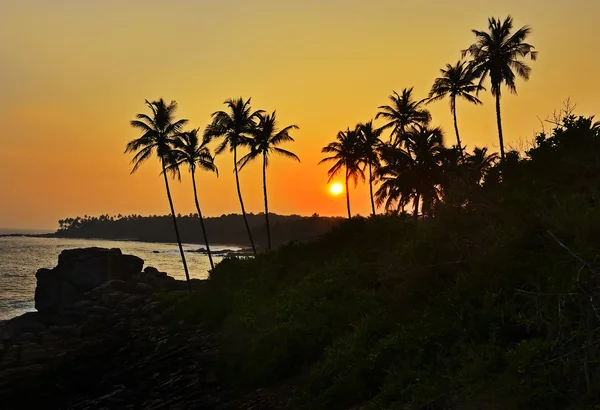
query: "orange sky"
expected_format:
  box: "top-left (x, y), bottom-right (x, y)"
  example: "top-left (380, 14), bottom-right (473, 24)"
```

top-left (1, 0), bottom-right (598, 229)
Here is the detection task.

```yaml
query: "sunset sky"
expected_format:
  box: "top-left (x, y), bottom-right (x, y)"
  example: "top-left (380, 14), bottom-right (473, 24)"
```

top-left (1, 0), bottom-right (599, 229)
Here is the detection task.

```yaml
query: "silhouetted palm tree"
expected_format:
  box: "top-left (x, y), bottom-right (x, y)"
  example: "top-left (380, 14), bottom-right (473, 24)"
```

top-left (463, 16), bottom-right (537, 161)
top-left (204, 97), bottom-right (263, 256)
top-left (465, 146), bottom-right (499, 185)
top-left (375, 125), bottom-right (445, 217)
top-left (428, 61), bottom-right (484, 156)
top-left (125, 99), bottom-right (192, 291)
top-left (165, 129), bottom-right (218, 270)
top-left (238, 112), bottom-right (300, 250)
top-left (319, 128), bottom-right (365, 218)
top-left (376, 87), bottom-right (431, 147)
top-left (357, 121), bottom-right (383, 216)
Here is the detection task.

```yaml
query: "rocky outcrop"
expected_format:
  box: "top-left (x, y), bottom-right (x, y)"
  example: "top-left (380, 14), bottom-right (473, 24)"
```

top-left (0, 247), bottom-right (288, 409)
top-left (0, 248), bottom-right (210, 409)
top-left (34, 247), bottom-right (144, 313)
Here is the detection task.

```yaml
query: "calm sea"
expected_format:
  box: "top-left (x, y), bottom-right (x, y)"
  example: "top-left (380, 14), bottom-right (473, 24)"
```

top-left (0, 234), bottom-right (238, 320)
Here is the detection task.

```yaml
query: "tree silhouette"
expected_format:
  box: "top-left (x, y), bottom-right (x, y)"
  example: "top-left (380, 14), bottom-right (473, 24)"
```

top-left (375, 125), bottom-right (445, 217)
top-left (238, 112), bottom-right (300, 250)
top-left (204, 97), bottom-right (263, 255)
top-left (464, 146), bottom-right (499, 186)
top-left (165, 129), bottom-right (218, 269)
top-left (357, 121), bottom-right (383, 216)
top-left (463, 16), bottom-right (537, 161)
top-left (124, 98), bottom-right (192, 291)
top-left (319, 128), bottom-right (365, 219)
top-left (428, 61), bottom-right (484, 156)
top-left (376, 87), bottom-right (431, 147)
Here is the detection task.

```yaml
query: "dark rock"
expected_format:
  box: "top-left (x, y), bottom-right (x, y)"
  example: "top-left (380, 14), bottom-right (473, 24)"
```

top-left (34, 248), bottom-right (144, 313)
top-left (1, 313), bottom-right (46, 341)
top-left (144, 266), bottom-right (160, 275)
top-left (134, 283), bottom-right (154, 294)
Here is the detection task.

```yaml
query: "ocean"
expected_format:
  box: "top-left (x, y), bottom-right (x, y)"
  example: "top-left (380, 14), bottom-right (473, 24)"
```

top-left (0, 234), bottom-right (238, 320)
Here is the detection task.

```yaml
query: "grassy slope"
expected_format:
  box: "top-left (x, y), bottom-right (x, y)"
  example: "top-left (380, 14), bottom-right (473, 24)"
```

top-left (163, 118), bottom-right (600, 409)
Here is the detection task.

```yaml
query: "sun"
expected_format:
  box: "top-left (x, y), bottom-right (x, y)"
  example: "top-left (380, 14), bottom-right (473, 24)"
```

top-left (329, 182), bottom-right (344, 196)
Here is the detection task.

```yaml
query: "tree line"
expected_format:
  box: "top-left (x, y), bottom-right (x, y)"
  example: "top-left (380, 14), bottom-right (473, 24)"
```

top-left (320, 15), bottom-right (537, 218)
top-left (55, 213), bottom-right (343, 248)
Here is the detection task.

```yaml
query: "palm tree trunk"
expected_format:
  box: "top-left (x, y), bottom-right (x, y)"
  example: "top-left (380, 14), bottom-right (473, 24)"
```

top-left (452, 97), bottom-right (464, 158)
top-left (495, 91), bottom-right (505, 161)
top-left (413, 193), bottom-right (420, 219)
top-left (262, 152), bottom-right (272, 250)
top-left (191, 169), bottom-right (214, 271)
top-left (345, 167), bottom-right (351, 219)
top-left (369, 162), bottom-right (376, 217)
top-left (161, 159), bottom-right (191, 293)
top-left (234, 147), bottom-right (257, 255)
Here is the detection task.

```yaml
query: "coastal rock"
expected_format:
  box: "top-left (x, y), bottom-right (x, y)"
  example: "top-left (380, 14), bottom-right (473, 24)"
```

top-left (34, 248), bottom-right (144, 313)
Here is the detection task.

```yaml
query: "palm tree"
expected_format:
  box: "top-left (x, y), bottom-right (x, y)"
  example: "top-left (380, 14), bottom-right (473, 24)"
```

top-left (428, 61), bottom-right (484, 156)
top-left (357, 121), bottom-right (383, 216)
top-left (204, 97), bottom-right (263, 256)
top-left (375, 125), bottom-right (445, 217)
top-left (319, 128), bottom-right (365, 218)
top-left (238, 112), bottom-right (300, 250)
top-left (462, 16), bottom-right (537, 161)
top-left (165, 129), bottom-right (218, 270)
top-left (465, 146), bottom-right (499, 186)
top-left (376, 87), bottom-right (431, 147)
top-left (125, 99), bottom-right (192, 291)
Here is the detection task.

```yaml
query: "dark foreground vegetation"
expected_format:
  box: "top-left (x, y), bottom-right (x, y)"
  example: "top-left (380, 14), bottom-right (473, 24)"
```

top-left (54, 213), bottom-right (343, 248)
top-left (159, 114), bottom-right (600, 408)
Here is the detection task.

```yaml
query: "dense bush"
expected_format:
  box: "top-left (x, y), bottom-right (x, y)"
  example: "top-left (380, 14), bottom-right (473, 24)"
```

top-left (164, 115), bottom-right (600, 408)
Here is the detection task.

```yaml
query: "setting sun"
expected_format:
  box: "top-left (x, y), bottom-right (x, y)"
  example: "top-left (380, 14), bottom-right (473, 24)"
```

top-left (329, 183), bottom-right (344, 196)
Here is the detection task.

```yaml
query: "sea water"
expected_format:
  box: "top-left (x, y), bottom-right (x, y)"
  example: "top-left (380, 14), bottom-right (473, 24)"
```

top-left (0, 234), bottom-right (235, 320)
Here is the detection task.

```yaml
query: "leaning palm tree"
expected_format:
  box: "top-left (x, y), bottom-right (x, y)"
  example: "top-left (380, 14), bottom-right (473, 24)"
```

top-left (319, 128), bottom-right (364, 219)
top-left (462, 16), bottom-right (537, 161)
top-left (357, 121), bottom-right (383, 216)
top-left (125, 99), bottom-right (192, 291)
top-left (204, 97), bottom-right (263, 256)
top-left (165, 129), bottom-right (218, 270)
top-left (376, 87), bottom-right (431, 147)
top-left (428, 61), bottom-right (484, 156)
top-left (238, 112), bottom-right (300, 250)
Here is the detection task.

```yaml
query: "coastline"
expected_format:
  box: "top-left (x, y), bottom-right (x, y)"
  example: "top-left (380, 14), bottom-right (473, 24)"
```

top-left (0, 233), bottom-right (249, 250)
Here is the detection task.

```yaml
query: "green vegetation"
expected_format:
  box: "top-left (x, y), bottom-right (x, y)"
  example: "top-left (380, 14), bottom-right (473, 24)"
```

top-left (54, 213), bottom-right (344, 248)
top-left (163, 113), bottom-right (600, 408)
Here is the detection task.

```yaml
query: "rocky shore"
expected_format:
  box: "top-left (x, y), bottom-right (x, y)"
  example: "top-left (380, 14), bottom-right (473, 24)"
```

top-left (0, 248), bottom-right (288, 409)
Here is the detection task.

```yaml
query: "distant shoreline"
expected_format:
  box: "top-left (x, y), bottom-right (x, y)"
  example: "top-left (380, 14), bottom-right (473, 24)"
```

top-left (0, 233), bottom-right (247, 249)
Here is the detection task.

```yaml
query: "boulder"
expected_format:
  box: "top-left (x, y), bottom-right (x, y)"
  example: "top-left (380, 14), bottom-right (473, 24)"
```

top-left (34, 248), bottom-right (144, 313)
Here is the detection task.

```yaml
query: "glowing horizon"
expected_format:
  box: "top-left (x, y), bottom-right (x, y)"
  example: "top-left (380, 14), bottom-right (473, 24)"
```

top-left (1, 0), bottom-right (599, 229)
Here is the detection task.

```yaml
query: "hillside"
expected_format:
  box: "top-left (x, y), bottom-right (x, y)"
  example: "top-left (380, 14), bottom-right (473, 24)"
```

top-left (161, 115), bottom-right (600, 408)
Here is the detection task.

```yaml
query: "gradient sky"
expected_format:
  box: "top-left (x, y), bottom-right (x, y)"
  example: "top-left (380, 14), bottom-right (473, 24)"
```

top-left (1, 0), bottom-right (598, 229)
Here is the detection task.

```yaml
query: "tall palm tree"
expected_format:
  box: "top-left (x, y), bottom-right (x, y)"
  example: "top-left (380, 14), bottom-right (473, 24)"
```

top-left (462, 16), bottom-right (537, 161)
top-left (428, 61), bottom-right (484, 156)
top-left (375, 125), bottom-right (445, 217)
top-left (165, 129), bottom-right (218, 270)
top-left (204, 97), bottom-right (263, 256)
top-left (357, 121), bottom-right (383, 216)
top-left (376, 87), bottom-right (431, 147)
top-left (125, 99), bottom-right (192, 291)
top-left (238, 112), bottom-right (300, 251)
top-left (319, 128), bottom-right (365, 219)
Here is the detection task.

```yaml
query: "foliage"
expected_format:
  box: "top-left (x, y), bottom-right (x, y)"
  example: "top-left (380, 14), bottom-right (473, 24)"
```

top-left (55, 213), bottom-right (344, 249)
top-left (168, 115), bottom-right (600, 409)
